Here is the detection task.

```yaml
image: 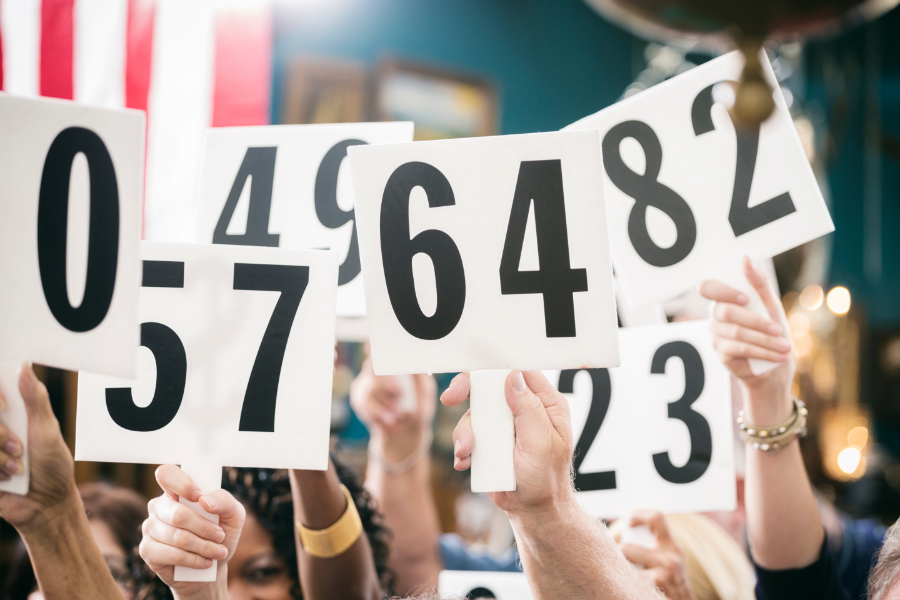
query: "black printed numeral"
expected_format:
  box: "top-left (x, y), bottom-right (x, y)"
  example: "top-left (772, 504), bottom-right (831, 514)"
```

top-left (381, 162), bottom-right (467, 340)
top-left (315, 139), bottom-right (366, 285)
top-left (104, 261), bottom-right (308, 434)
top-left (233, 263), bottom-right (309, 432)
top-left (651, 341), bottom-right (711, 484)
top-left (559, 368), bottom-right (616, 491)
top-left (691, 83), bottom-right (797, 236)
top-left (38, 127), bottom-right (120, 332)
top-left (499, 160), bottom-right (588, 337)
top-left (562, 341), bottom-right (712, 488)
top-left (602, 121), bottom-right (697, 267)
top-left (213, 147), bottom-right (279, 247)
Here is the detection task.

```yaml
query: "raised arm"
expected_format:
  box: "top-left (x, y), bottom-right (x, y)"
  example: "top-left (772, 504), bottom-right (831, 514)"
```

top-left (0, 364), bottom-right (123, 600)
top-left (290, 459), bottom-right (383, 600)
top-left (700, 257), bottom-right (823, 570)
top-left (443, 370), bottom-right (666, 600)
top-left (350, 359), bottom-right (442, 595)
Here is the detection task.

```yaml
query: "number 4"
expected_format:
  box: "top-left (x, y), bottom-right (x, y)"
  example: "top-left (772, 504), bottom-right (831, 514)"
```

top-left (499, 160), bottom-right (588, 337)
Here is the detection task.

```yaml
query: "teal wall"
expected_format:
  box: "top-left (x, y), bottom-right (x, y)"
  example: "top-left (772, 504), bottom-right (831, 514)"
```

top-left (271, 0), bottom-right (640, 135)
top-left (272, 0), bottom-right (900, 328)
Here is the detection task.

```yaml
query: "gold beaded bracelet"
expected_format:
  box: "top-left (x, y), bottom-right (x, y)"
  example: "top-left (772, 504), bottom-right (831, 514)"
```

top-left (737, 397), bottom-right (808, 454)
top-left (296, 484), bottom-right (362, 559)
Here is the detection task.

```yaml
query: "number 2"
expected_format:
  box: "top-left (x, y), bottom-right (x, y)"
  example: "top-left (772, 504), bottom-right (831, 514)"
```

top-left (559, 368), bottom-right (616, 491)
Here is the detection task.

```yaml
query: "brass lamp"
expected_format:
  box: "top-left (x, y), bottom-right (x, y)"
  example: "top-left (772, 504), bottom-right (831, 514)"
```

top-left (584, 0), bottom-right (898, 127)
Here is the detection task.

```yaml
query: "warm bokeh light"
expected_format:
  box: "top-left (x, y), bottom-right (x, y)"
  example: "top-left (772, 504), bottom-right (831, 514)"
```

top-left (789, 312), bottom-right (810, 336)
top-left (827, 286), bottom-right (851, 315)
top-left (848, 426), bottom-right (869, 448)
top-left (799, 284), bottom-right (824, 310)
top-left (794, 333), bottom-right (813, 357)
top-left (838, 447), bottom-right (862, 474)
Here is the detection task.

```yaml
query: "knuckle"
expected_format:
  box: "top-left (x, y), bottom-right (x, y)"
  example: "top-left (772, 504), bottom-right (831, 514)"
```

top-left (171, 506), bottom-right (189, 528)
top-left (171, 527), bottom-right (186, 547)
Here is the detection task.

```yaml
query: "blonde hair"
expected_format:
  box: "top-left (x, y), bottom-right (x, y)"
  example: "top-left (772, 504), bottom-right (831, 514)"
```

top-left (611, 513), bottom-right (756, 600)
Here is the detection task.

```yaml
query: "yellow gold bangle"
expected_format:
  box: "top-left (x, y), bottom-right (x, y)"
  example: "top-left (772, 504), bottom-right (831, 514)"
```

top-left (296, 484), bottom-right (362, 559)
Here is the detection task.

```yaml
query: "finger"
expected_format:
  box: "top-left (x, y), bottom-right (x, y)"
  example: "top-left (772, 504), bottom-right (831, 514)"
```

top-left (452, 410), bottom-right (473, 471)
top-left (18, 363), bottom-right (53, 423)
top-left (744, 257), bottom-right (785, 322)
top-left (150, 495), bottom-right (224, 541)
top-left (620, 543), bottom-right (665, 569)
top-left (414, 373), bottom-right (437, 405)
top-left (716, 339), bottom-right (790, 363)
top-left (199, 489), bottom-right (246, 530)
top-left (368, 393), bottom-right (402, 428)
top-left (0, 387), bottom-right (5, 411)
top-left (629, 510), bottom-right (676, 548)
top-left (143, 517), bottom-right (227, 558)
top-left (0, 448), bottom-right (24, 477)
top-left (139, 538), bottom-right (214, 571)
top-left (155, 465), bottom-right (202, 503)
top-left (0, 421), bottom-right (23, 459)
top-left (712, 302), bottom-right (782, 336)
top-left (710, 319), bottom-right (791, 353)
top-left (441, 373), bottom-right (470, 407)
top-left (698, 280), bottom-right (748, 305)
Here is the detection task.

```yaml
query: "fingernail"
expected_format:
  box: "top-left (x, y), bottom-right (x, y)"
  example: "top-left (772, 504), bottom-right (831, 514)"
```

top-left (768, 323), bottom-right (782, 336)
top-left (736, 293), bottom-right (748, 304)
top-left (5, 459), bottom-right (22, 475)
top-left (5, 440), bottom-right (22, 457)
top-left (454, 439), bottom-right (461, 457)
top-left (513, 372), bottom-right (527, 393)
top-left (202, 495), bottom-right (217, 509)
top-left (777, 338), bottom-right (792, 351)
top-left (0, 395), bottom-right (5, 411)
top-left (215, 545), bottom-right (227, 559)
top-left (18, 364), bottom-right (34, 397)
top-left (453, 456), bottom-right (460, 469)
top-left (204, 559), bottom-right (213, 568)
top-left (214, 528), bottom-right (225, 543)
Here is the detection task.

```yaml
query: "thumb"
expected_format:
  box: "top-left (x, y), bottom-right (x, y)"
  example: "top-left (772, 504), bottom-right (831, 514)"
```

top-left (200, 489), bottom-right (246, 532)
top-left (505, 371), bottom-right (558, 443)
top-left (18, 363), bottom-right (53, 423)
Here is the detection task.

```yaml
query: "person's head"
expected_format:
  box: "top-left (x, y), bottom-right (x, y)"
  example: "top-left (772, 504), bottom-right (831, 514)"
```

top-left (79, 482), bottom-right (149, 599)
top-left (2, 482), bottom-right (148, 600)
top-left (610, 512), bottom-right (755, 600)
top-left (219, 457), bottom-right (394, 600)
top-left (868, 517), bottom-right (900, 600)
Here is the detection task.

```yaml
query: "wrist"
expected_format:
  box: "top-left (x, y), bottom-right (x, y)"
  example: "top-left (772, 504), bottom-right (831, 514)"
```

top-left (740, 382), bottom-right (793, 426)
top-left (174, 570), bottom-right (228, 600)
top-left (17, 483), bottom-right (82, 539)
top-left (507, 489), bottom-right (580, 531)
top-left (370, 425), bottom-right (424, 462)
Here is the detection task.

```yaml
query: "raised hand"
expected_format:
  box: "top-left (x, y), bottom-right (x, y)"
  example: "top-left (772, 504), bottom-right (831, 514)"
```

top-left (140, 465), bottom-right (245, 600)
top-left (440, 370), bottom-right (574, 515)
top-left (0, 363), bottom-right (78, 532)
top-left (619, 511), bottom-right (696, 600)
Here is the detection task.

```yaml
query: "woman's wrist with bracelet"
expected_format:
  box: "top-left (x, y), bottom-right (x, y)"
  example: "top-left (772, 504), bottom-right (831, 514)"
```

top-left (369, 427), bottom-right (433, 475)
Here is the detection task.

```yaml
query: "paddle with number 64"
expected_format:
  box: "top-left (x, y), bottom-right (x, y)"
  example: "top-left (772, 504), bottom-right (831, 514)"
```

top-left (348, 130), bottom-right (620, 493)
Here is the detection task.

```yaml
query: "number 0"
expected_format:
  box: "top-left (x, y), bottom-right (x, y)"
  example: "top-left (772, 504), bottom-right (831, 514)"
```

top-left (38, 127), bottom-right (120, 332)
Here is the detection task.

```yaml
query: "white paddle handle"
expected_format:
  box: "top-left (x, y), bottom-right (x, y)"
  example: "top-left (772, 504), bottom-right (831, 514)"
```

top-left (174, 460), bottom-right (222, 582)
top-left (469, 369), bottom-right (516, 493)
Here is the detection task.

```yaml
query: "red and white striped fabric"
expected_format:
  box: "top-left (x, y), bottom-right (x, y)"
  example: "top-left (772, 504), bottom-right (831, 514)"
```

top-left (0, 0), bottom-right (273, 241)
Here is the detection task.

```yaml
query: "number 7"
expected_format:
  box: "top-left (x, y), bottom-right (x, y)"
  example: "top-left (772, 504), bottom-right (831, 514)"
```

top-left (233, 263), bottom-right (309, 432)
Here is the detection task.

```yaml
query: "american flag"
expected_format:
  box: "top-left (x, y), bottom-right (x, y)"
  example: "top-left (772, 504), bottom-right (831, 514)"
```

top-left (0, 0), bottom-right (273, 241)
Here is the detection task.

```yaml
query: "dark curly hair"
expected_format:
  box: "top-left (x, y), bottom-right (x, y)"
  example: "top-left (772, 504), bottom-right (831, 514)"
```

top-left (133, 455), bottom-right (394, 600)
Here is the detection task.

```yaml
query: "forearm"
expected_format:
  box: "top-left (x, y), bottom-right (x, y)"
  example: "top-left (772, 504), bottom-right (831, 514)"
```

top-left (290, 462), bottom-right (382, 600)
top-left (365, 437), bottom-right (442, 594)
top-left (510, 499), bottom-right (665, 600)
top-left (743, 385), bottom-right (823, 569)
top-left (20, 493), bottom-right (122, 600)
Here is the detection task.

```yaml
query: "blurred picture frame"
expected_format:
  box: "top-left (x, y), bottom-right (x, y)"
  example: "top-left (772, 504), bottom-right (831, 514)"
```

top-left (374, 58), bottom-right (498, 140)
top-left (281, 56), bottom-right (368, 124)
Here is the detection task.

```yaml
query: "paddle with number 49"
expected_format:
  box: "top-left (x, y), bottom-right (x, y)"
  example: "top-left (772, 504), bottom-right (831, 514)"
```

top-left (348, 131), bottom-right (619, 493)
